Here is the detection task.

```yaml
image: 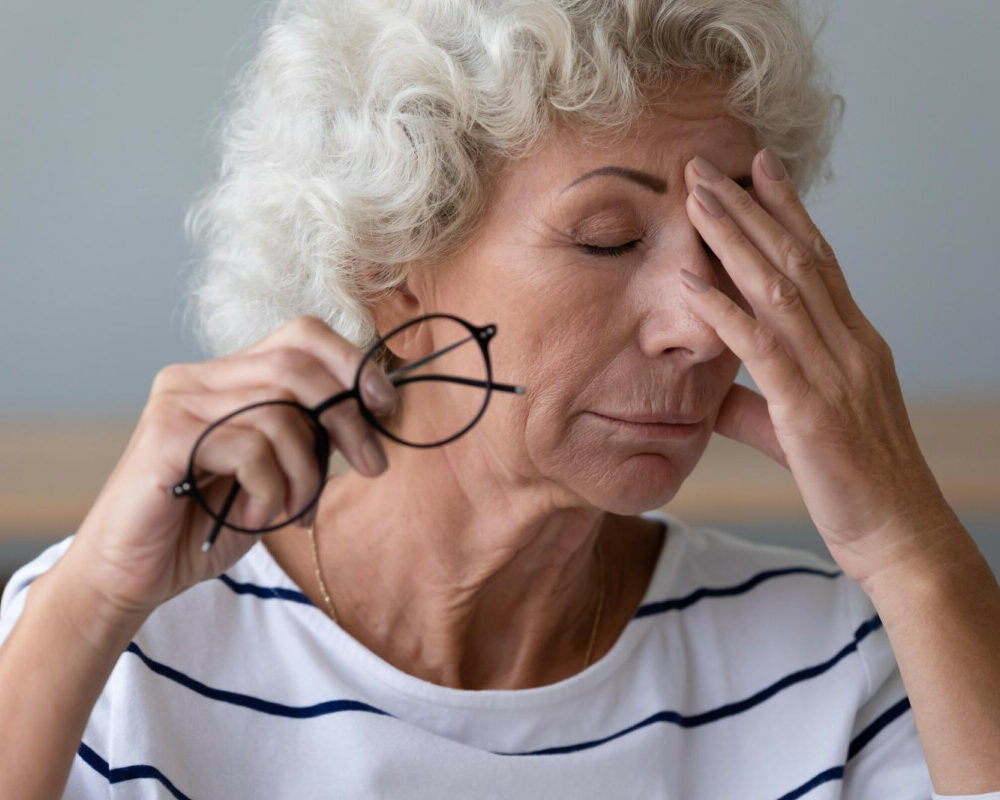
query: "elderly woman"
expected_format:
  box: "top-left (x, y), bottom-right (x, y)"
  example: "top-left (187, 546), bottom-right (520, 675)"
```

top-left (2, 0), bottom-right (999, 797)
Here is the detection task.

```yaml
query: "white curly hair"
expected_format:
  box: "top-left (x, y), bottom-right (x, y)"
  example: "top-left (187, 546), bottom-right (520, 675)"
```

top-left (184, 0), bottom-right (843, 357)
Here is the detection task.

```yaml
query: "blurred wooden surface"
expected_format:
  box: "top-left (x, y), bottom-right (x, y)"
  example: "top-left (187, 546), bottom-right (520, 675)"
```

top-left (0, 399), bottom-right (997, 540)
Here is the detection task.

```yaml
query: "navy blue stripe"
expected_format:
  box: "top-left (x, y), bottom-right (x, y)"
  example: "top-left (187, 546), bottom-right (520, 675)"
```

top-left (847, 695), bottom-right (911, 761)
top-left (216, 573), bottom-right (312, 605)
top-left (77, 741), bottom-right (192, 800)
top-left (125, 641), bottom-right (393, 720)
top-left (498, 613), bottom-right (882, 756)
top-left (775, 766), bottom-right (845, 800)
top-left (772, 695), bottom-right (911, 799)
top-left (635, 566), bottom-right (842, 619)
top-left (214, 565), bottom-right (841, 619)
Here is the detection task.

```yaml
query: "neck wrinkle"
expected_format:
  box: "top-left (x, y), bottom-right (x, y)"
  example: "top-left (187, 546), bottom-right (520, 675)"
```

top-left (307, 443), bottom-right (619, 690)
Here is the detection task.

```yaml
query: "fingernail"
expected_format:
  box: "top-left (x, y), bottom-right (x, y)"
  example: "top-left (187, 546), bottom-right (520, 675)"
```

top-left (362, 436), bottom-right (388, 475)
top-left (760, 148), bottom-right (786, 181)
top-left (680, 268), bottom-right (711, 293)
top-left (362, 369), bottom-right (396, 413)
top-left (692, 155), bottom-right (725, 182)
top-left (693, 185), bottom-right (726, 218)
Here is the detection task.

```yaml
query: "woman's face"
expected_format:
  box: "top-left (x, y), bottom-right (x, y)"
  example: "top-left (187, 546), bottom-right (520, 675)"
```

top-left (411, 80), bottom-right (760, 514)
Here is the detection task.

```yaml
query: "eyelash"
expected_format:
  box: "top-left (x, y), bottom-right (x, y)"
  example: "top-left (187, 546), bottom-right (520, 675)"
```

top-left (578, 239), bottom-right (719, 262)
top-left (579, 240), bottom-right (642, 258)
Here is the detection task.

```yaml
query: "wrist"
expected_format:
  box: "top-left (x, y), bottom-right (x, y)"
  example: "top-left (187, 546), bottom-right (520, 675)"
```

top-left (34, 546), bottom-right (150, 654)
top-left (859, 519), bottom-right (993, 622)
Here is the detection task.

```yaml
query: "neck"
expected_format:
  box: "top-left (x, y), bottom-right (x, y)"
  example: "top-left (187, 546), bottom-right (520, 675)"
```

top-left (280, 443), bottom-right (663, 690)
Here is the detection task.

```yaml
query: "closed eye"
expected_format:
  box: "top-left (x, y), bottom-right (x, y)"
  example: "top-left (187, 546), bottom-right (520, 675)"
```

top-left (579, 240), bottom-right (642, 257)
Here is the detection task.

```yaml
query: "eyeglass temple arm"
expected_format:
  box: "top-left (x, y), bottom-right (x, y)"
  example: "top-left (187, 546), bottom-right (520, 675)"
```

top-left (385, 334), bottom-right (475, 381)
top-left (200, 479), bottom-right (242, 552)
top-left (391, 373), bottom-right (525, 395)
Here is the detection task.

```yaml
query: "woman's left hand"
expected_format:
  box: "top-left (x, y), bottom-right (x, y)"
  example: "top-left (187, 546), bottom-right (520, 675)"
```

top-left (680, 150), bottom-right (963, 590)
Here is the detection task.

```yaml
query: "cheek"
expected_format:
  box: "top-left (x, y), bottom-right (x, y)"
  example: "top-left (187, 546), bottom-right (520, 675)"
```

top-left (485, 333), bottom-right (610, 459)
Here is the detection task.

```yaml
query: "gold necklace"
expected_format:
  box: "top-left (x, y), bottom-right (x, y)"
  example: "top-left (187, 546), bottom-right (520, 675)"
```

top-left (306, 525), bottom-right (606, 670)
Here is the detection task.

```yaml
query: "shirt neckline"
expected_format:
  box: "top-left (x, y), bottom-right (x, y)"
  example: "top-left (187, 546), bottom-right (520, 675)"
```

top-left (248, 510), bottom-right (688, 710)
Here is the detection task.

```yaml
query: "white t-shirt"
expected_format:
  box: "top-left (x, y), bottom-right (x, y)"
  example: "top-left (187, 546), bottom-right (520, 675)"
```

top-left (2, 511), bottom-right (997, 800)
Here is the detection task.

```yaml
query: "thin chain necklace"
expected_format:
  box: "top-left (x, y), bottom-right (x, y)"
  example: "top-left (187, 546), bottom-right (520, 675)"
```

top-left (306, 525), bottom-right (607, 670)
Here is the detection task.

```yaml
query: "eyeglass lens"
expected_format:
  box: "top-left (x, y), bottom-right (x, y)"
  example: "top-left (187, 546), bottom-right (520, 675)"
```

top-left (186, 315), bottom-right (492, 534)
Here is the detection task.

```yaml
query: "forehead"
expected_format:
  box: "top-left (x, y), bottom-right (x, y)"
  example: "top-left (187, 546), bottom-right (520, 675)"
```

top-left (498, 82), bottom-right (758, 197)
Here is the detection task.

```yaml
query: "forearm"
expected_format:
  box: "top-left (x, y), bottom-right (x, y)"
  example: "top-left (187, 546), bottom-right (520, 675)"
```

top-left (0, 547), bottom-right (148, 799)
top-left (864, 523), bottom-right (1000, 795)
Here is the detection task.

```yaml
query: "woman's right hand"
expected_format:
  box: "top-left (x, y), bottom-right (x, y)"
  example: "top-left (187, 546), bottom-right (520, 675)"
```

top-left (57, 314), bottom-right (394, 625)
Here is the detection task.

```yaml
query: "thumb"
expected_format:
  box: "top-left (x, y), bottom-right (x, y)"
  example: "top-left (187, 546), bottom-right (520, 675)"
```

top-left (713, 383), bottom-right (790, 470)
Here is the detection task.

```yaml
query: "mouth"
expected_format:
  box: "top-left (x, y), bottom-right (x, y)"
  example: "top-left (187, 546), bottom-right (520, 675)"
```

top-left (587, 411), bottom-right (705, 439)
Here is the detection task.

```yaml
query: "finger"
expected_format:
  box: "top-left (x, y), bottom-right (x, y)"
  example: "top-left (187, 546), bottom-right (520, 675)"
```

top-left (748, 149), bottom-right (872, 332)
top-left (713, 382), bottom-right (789, 470)
top-left (181, 413), bottom-right (289, 529)
top-left (182, 347), bottom-right (350, 407)
top-left (242, 315), bottom-right (396, 413)
top-left (685, 185), bottom-right (833, 376)
top-left (170, 351), bottom-right (386, 476)
top-left (194, 443), bottom-right (284, 531)
top-left (684, 156), bottom-right (854, 354)
top-left (678, 265), bottom-right (812, 410)
top-left (175, 384), bottom-right (384, 481)
top-left (193, 401), bottom-right (324, 519)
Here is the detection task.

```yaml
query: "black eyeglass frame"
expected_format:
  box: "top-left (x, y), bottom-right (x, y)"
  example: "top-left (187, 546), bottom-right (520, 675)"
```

top-left (169, 313), bottom-right (524, 550)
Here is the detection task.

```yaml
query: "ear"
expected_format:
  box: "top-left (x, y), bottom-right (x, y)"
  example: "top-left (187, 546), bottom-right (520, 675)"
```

top-left (368, 272), bottom-right (427, 360)
top-left (370, 275), bottom-right (422, 333)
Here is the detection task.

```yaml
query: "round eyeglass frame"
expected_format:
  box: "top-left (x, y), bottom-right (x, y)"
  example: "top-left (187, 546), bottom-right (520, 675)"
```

top-left (170, 313), bottom-right (524, 545)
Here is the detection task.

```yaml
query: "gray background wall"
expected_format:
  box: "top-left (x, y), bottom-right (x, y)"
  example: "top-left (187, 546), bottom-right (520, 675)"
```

top-left (1, 2), bottom-right (997, 574)
top-left (2, 0), bottom-right (999, 412)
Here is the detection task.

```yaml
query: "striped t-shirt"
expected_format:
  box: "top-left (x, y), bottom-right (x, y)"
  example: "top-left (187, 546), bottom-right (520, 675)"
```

top-left (2, 512), bottom-right (996, 799)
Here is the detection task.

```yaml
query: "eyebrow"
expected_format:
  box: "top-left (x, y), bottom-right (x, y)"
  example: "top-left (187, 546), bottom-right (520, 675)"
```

top-left (561, 166), bottom-right (754, 194)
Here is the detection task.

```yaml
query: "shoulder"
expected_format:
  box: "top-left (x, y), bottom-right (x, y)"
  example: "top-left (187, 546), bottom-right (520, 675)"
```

top-left (642, 512), bottom-right (883, 692)
top-left (646, 511), bottom-right (852, 610)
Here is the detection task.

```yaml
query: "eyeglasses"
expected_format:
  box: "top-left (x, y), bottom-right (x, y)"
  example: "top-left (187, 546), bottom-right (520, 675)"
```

top-left (170, 313), bottom-right (525, 551)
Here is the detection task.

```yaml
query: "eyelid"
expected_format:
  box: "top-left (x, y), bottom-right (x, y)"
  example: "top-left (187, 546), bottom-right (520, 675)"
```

top-left (578, 239), bottom-right (642, 257)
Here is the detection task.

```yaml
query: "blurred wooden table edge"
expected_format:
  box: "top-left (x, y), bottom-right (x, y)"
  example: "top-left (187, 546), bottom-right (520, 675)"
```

top-left (1, 399), bottom-right (997, 540)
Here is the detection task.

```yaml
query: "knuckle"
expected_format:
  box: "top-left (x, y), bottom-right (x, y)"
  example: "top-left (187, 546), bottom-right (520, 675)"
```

top-left (807, 228), bottom-right (837, 265)
top-left (723, 224), bottom-right (748, 248)
top-left (151, 364), bottom-right (187, 394)
top-left (730, 187), bottom-right (756, 214)
top-left (873, 333), bottom-right (895, 364)
top-left (750, 325), bottom-right (783, 359)
top-left (779, 237), bottom-right (814, 277)
top-left (270, 346), bottom-right (316, 376)
top-left (765, 274), bottom-right (801, 311)
top-left (843, 342), bottom-right (880, 377)
top-left (860, 337), bottom-right (891, 372)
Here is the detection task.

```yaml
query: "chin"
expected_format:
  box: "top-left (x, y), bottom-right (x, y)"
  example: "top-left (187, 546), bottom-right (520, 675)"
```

top-left (563, 451), bottom-right (696, 516)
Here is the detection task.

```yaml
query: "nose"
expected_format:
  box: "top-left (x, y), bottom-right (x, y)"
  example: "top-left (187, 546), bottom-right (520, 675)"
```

top-left (633, 228), bottom-right (731, 365)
